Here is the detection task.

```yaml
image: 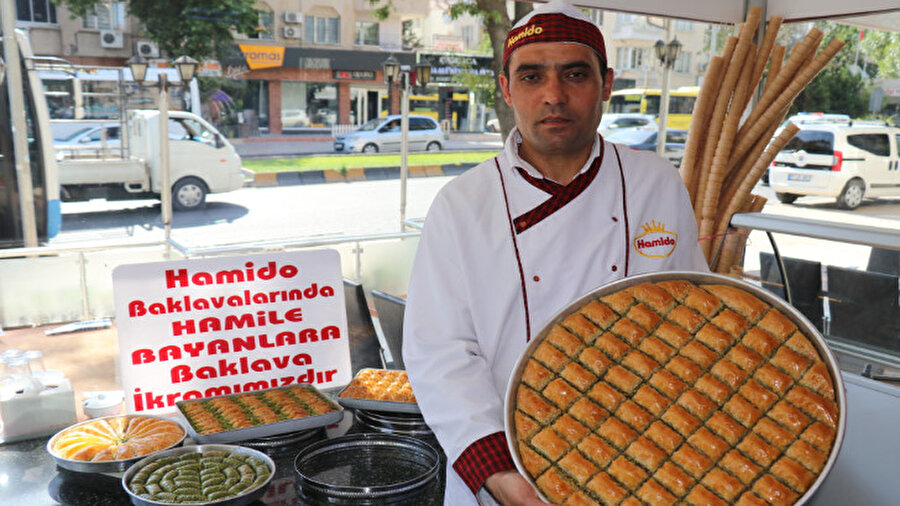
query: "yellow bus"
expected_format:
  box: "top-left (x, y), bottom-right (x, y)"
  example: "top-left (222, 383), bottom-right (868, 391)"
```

top-left (606, 87), bottom-right (699, 129)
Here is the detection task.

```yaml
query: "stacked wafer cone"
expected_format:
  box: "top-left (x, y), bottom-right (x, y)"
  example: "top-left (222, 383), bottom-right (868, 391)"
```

top-left (680, 7), bottom-right (844, 274)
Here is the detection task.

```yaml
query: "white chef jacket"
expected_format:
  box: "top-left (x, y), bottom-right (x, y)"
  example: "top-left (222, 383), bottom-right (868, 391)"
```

top-left (403, 129), bottom-right (709, 505)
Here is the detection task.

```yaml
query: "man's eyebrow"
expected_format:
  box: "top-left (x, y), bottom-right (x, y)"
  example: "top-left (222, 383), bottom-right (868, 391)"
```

top-left (513, 60), bottom-right (593, 74)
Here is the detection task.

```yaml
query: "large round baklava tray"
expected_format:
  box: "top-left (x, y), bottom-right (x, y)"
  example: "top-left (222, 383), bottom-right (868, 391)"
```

top-left (505, 272), bottom-right (845, 505)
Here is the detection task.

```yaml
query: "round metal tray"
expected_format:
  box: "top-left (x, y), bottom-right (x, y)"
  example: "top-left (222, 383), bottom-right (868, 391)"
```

top-left (504, 271), bottom-right (847, 505)
top-left (294, 432), bottom-right (440, 504)
top-left (354, 409), bottom-right (434, 439)
top-left (121, 444), bottom-right (275, 506)
top-left (46, 414), bottom-right (187, 474)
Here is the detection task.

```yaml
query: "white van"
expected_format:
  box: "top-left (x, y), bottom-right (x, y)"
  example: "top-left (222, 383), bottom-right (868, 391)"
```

top-left (769, 123), bottom-right (900, 209)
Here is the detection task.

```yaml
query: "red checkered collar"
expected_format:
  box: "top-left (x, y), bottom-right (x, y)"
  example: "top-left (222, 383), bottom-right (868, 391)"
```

top-left (502, 126), bottom-right (603, 184)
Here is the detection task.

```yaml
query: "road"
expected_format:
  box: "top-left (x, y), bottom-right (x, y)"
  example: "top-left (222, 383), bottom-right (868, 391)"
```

top-left (51, 168), bottom-right (898, 271)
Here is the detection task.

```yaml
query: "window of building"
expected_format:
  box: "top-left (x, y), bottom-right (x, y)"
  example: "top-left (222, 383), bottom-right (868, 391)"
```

top-left (282, 82), bottom-right (338, 128)
top-left (675, 20), bottom-right (693, 31)
top-left (461, 26), bottom-right (474, 49)
top-left (355, 21), bottom-right (379, 46)
top-left (616, 47), bottom-right (645, 70)
top-left (306, 15), bottom-right (340, 44)
top-left (82, 2), bottom-right (125, 30)
top-left (674, 51), bottom-right (691, 73)
top-left (16, 0), bottom-right (57, 23)
top-left (248, 8), bottom-right (275, 40)
top-left (616, 13), bottom-right (635, 25)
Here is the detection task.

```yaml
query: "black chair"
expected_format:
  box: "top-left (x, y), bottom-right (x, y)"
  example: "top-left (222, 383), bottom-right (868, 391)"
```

top-left (826, 266), bottom-right (900, 351)
top-left (371, 290), bottom-right (407, 370)
top-left (343, 279), bottom-right (385, 373)
top-left (759, 252), bottom-right (824, 331)
top-left (867, 247), bottom-right (899, 276)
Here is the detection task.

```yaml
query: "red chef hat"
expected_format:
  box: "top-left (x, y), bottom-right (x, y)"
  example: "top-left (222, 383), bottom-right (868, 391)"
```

top-left (503, 0), bottom-right (607, 71)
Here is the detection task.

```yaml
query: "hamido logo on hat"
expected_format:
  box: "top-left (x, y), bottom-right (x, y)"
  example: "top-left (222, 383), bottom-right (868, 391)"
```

top-left (634, 220), bottom-right (678, 258)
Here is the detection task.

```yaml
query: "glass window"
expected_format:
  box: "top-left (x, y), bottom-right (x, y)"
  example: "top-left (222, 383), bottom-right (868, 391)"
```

top-left (16, 0), bottom-right (57, 23)
top-left (82, 2), bottom-right (125, 30)
top-left (306, 15), bottom-right (340, 44)
top-left (847, 134), bottom-right (890, 157)
top-left (355, 21), bottom-right (379, 46)
top-left (173, 118), bottom-right (217, 147)
top-left (674, 51), bottom-right (691, 73)
top-left (617, 13), bottom-right (635, 24)
top-left (281, 82), bottom-right (337, 128)
top-left (675, 20), bottom-right (693, 31)
top-left (248, 9), bottom-right (274, 40)
top-left (783, 130), bottom-right (834, 155)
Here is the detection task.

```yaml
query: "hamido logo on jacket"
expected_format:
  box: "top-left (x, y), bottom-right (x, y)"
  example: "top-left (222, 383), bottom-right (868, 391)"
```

top-left (634, 220), bottom-right (677, 258)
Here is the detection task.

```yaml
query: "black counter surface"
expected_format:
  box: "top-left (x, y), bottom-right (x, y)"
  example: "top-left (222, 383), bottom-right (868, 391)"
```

top-left (0, 410), bottom-right (444, 506)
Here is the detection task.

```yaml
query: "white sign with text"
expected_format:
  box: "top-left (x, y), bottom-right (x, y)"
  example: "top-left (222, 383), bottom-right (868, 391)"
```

top-left (113, 250), bottom-right (349, 414)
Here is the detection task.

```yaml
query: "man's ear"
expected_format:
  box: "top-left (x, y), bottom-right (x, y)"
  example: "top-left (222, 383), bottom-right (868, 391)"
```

top-left (499, 73), bottom-right (513, 107)
top-left (602, 68), bottom-right (614, 102)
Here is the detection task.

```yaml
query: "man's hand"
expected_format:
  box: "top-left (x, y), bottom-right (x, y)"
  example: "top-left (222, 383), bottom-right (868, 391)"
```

top-left (484, 470), bottom-right (549, 505)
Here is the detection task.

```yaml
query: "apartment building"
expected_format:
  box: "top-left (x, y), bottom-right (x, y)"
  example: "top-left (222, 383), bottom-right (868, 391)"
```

top-left (598, 11), bottom-right (709, 90)
top-left (17, 0), bottom-right (428, 134)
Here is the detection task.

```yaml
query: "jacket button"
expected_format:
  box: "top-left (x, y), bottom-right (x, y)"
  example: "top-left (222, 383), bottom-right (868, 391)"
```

top-left (612, 216), bottom-right (619, 222)
top-left (533, 275), bottom-right (540, 282)
top-left (611, 265), bottom-right (618, 272)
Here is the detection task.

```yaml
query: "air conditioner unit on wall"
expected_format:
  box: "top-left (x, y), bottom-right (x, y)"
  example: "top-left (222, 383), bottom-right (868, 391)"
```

top-left (99, 30), bottom-right (124, 49)
top-left (284, 11), bottom-right (303, 24)
top-left (283, 26), bottom-right (302, 39)
top-left (136, 40), bottom-right (159, 58)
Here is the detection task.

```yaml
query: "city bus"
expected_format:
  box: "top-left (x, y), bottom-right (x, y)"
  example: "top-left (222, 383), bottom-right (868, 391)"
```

top-left (0, 28), bottom-right (60, 248)
top-left (606, 87), bottom-right (699, 129)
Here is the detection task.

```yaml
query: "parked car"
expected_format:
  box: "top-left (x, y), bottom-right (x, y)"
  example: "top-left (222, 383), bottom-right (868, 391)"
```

top-left (598, 113), bottom-right (656, 137)
top-left (605, 126), bottom-right (688, 166)
top-left (485, 117), bottom-right (500, 133)
top-left (333, 115), bottom-right (443, 153)
top-left (54, 123), bottom-right (121, 148)
top-left (769, 123), bottom-right (900, 209)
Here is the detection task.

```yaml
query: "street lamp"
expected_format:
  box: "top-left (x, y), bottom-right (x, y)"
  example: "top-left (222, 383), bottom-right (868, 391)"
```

top-left (383, 56), bottom-right (431, 229)
top-left (654, 22), bottom-right (683, 158)
top-left (127, 53), bottom-right (198, 247)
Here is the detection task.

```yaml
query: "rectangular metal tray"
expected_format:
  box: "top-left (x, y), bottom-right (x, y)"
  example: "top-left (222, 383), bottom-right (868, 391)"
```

top-left (336, 393), bottom-right (421, 414)
top-left (176, 384), bottom-right (343, 444)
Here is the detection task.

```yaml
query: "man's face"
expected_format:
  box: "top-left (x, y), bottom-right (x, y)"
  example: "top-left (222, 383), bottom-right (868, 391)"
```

top-left (500, 42), bottom-right (613, 159)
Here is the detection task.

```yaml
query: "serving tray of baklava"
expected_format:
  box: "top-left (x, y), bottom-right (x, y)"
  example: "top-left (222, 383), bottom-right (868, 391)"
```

top-left (505, 271), bottom-right (846, 505)
top-left (337, 368), bottom-right (420, 414)
top-left (176, 384), bottom-right (342, 444)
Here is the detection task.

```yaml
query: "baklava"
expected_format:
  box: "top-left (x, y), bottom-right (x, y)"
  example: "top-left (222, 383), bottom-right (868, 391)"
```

top-left (512, 280), bottom-right (838, 505)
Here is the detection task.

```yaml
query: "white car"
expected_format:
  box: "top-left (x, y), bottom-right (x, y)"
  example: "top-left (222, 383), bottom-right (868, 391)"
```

top-left (598, 113), bottom-right (656, 137)
top-left (334, 114), bottom-right (443, 153)
top-left (769, 123), bottom-right (900, 209)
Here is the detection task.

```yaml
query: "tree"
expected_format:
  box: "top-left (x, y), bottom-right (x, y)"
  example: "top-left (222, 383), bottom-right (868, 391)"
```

top-left (54, 0), bottom-right (261, 61)
top-left (371, 0), bottom-right (530, 140)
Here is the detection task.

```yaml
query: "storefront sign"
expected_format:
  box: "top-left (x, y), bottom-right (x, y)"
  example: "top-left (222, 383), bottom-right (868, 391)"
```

top-left (333, 70), bottom-right (376, 80)
top-left (197, 60), bottom-right (222, 77)
top-left (238, 44), bottom-right (285, 70)
top-left (113, 250), bottom-right (350, 414)
top-left (417, 52), bottom-right (494, 83)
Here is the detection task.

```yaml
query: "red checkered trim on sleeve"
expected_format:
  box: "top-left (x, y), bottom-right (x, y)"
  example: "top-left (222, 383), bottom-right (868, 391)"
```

top-left (452, 431), bottom-right (517, 495)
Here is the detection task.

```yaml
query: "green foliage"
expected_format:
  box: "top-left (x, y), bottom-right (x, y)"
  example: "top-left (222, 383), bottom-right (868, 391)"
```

top-left (790, 65), bottom-right (867, 117)
top-left (367, 0), bottom-right (393, 21)
top-left (55, 0), bottom-right (261, 61)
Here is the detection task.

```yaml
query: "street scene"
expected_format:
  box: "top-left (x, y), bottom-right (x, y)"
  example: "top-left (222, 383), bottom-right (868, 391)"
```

top-left (1, 1), bottom-right (900, 506)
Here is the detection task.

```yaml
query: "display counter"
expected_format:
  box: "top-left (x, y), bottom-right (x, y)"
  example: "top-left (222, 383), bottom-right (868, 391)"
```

top-left (0, 408), bottom-right (444, 505)
top-left (1, 372), bottom-right (897, 505)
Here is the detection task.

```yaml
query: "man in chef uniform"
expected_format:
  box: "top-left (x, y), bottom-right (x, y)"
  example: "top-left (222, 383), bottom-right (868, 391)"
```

top-left (403, 1), bottom-right (709, 504)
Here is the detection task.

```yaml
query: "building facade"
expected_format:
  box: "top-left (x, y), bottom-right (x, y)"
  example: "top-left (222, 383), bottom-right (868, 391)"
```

top-left (18, 0), bottom-right (428, 135)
